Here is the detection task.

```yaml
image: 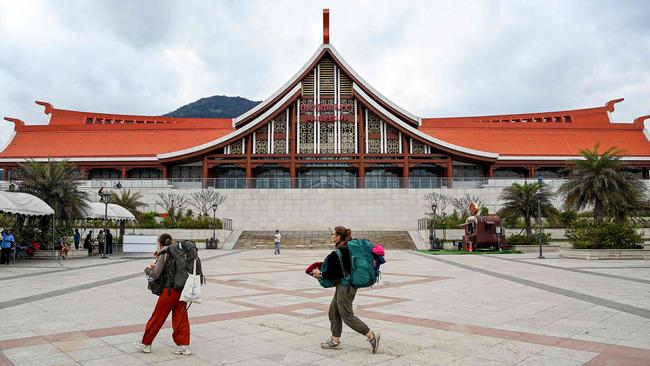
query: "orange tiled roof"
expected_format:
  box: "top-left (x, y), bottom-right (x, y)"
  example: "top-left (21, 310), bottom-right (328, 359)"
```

top-left (418, 101), bottom-right (650, 157)
top-left (0, 102), bottom-right (234, 159)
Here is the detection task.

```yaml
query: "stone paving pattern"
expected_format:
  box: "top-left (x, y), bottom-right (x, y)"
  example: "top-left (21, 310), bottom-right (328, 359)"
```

top-left (0, 249), bottom-right (649, 365)
top-left (235, 231), bottom-right (416, 250)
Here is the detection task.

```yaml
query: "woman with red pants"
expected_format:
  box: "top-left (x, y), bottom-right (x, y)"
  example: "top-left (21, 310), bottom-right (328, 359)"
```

top-left (135, 233), bottom-right (191, 355)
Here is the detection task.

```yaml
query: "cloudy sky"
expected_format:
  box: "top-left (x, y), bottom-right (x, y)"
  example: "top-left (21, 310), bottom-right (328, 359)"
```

top-left (0, 0), bottom-right (649, 146)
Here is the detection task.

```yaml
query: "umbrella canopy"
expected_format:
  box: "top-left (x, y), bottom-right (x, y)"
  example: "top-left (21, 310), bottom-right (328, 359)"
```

top-left (0, 191), bottom-right (54, 216)
top-left (82, 201), bottom-right (136, 221)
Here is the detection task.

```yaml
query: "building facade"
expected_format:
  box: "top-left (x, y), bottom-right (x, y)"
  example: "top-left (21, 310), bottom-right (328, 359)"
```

top-left (1, 10), bottom-right (649, 188)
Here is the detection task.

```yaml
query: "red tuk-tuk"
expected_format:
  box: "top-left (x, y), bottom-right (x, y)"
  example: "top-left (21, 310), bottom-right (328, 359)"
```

top-left (461, 215), bottom-right (507, 252)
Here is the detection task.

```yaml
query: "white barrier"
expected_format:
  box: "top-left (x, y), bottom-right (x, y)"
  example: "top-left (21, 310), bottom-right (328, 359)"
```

top-left (123, 235), bottom-right (157, 253)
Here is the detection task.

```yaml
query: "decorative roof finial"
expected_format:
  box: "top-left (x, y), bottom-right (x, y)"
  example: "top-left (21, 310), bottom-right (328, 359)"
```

top-left (323, 9), bottom-right (330, 44)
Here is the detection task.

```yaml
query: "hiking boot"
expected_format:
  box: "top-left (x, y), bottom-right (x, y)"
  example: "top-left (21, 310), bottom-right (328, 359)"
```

top-left (368, 332), bottom-right (381, 354)
top-left (134, 341), bottom-right (151, 353)
top-left (320, 337), bottom-right (342, 350)
top-left (172, 345), bottom-right (192, 355)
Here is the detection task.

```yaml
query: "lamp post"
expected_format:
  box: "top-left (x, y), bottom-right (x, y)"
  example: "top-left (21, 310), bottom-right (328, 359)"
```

top-left (211, 203), bottom-right (218, 249)
top-left (535, 175), bottom-right (544, 259)
top-left (98, 188), bottom-right (111, 259)
top-left (429, 203), bottom-right (437, 251)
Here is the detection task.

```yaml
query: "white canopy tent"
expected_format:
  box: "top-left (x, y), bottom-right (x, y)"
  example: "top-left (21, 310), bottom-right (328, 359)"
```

top-left (0, 191), bottom-right (54, 216)
top-left (81, 201), bottom-right (136, 221)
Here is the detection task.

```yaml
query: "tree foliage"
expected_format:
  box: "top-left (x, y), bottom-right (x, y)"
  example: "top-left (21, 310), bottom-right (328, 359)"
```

top-left (189, 190), bottom-right (228, 216)
top-left (156, 192), bottom-right (188, 221)
top-left (498, 182), bottom-right (558, 237)
top-left (558, 144), bottom-right (648, 223)
top-left (14, 159), bottom-right (87, 227)
top-left (452, 194), bottom-right (485, 217)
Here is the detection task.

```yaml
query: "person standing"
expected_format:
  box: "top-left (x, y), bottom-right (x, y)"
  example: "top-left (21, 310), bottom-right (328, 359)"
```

top-left (73, 229), bottom-right (81, 250)
top-left (135, 233), bottom-right (192, 355)
top-left (84, 231), bottom-right (93, 256)
top-left (0, 228), bottom-right (14, 265)
top-left (274, 230), bottom-right (281, 255)
top-left (97, 229), bottom-right (105, 255)
top-left (105, 229), bottom-right (113, 256)
top-left (310, 226), bottom-right (381, 353)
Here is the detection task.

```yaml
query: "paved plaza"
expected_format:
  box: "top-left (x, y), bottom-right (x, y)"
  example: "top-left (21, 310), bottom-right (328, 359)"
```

top-left (0, 250), bottom-right (649, 365)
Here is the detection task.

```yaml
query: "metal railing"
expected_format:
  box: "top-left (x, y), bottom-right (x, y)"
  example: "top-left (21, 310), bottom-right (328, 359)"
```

top-left (3, 177), bottom-right (649, 191)
top-left (222, 218), bottom-right (233, 231)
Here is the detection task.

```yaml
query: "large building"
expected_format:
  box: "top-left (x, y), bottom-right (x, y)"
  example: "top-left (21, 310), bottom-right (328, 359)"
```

top-left (1, 10), bottom-right (649, 188)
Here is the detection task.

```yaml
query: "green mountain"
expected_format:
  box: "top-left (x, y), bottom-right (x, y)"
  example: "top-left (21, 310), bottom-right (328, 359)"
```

top-left (165, 95), bottom-right (260, 118)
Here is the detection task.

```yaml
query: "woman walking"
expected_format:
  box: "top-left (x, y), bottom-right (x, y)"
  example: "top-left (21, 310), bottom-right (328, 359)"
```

top-left (310, 226), bottom-right (381, 353)
top-left (135, 234), bottom-right (191, 355)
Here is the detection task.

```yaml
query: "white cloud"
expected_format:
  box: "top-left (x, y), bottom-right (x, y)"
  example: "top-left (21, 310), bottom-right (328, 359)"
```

top-left (0, 0), bottom-right (649, 147)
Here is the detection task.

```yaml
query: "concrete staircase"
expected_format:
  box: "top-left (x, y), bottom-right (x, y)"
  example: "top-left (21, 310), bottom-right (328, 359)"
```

top-left (234, 231), bottom-right (416, 250)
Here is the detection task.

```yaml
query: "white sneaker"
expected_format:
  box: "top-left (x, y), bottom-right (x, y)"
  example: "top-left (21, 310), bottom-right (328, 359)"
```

top-left (172, 345), bottom-right (192, 355)
top-left (134, 341), bottom-right (151, 353)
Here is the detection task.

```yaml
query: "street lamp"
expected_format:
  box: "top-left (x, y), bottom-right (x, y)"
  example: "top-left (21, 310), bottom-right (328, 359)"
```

top-left (211, 203), bottom-right (218, 249)
top-left (430, 203), bottom-right (438, 251)
top-left (98, 187), bottom-right (111, 259)
top-left (535, 175), bottom-right (544, 259)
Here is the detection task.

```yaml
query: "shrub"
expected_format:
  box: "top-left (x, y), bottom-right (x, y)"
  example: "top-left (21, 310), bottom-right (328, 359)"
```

top-left (565, 220), bottom-right (644, 249)
top-left (138, 212), bottom-right (160, 229)
top-left (507, 233), bottom-right (551, 245)
top-left (547, 210), bottom-right (578, 228)
top-left (479, 206), bottom-right (489, 215)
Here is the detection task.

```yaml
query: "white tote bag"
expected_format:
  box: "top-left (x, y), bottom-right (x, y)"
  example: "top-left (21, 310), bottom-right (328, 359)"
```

top-left (181, 259), bottom-right (202, 304)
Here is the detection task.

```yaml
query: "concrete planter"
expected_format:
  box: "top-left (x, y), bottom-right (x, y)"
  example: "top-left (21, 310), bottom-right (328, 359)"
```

top-left (510, 244), bottom-right (561, 253)
top-left (560, 248), bottom-right (650, 260)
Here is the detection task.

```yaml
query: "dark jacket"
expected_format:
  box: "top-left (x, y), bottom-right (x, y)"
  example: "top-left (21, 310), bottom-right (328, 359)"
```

top-left (321, 245), bottom-right (351, 282)
top-left (146, 253), bottom-right (175, 289)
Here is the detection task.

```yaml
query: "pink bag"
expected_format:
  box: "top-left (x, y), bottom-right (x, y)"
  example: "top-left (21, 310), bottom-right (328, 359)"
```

top-left (372, 244), bottom-right (385, 256)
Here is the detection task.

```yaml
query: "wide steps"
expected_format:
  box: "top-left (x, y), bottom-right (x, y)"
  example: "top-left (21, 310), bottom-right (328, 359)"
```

top-left (234, 231), bottom-right (415, 250)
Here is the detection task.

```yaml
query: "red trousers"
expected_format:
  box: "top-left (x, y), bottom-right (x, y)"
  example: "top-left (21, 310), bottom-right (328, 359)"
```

top-left (142, 288), bottom-right (190, 345)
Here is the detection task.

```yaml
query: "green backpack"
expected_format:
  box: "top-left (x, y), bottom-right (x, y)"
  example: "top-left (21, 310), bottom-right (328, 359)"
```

top-left (340, 239), bottom-right (379, 288)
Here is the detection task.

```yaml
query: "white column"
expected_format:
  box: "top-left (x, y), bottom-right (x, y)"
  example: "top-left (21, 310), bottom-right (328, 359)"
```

top-left (409, 137), bottom-right (413, 154)
top-left (252, 132), bottom-right (256, 154)
top-left (241, 138), bottom-right (245, 154)
top-left (269, 120), bottom-right (274, 154)
top-left (316, 64), bottom-right (320, 154)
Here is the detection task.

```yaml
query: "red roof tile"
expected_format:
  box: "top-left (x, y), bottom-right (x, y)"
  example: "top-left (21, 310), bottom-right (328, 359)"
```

top-left (0, 103), bottom-right (234, 159)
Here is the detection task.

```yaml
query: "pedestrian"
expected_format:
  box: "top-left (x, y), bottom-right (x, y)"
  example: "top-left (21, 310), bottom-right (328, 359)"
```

top-left (310, 226), bottom-right (381, 353)
top-left (73, 229), bottom-right (81, 250)
top-left (135, 233), bottom-right (192, 355)
top-left (58, 235), bottom-right (70, 260)
top-left (105, 229), bottom-right (113, 255)
top-left (97, 229), bottom-right (105, 255)
top-left (83, 231), bottom-right (93, 256)
top-left (0, 228), bottom-right (14, 265)
top-left (274, 229), bottom-right (281, 255)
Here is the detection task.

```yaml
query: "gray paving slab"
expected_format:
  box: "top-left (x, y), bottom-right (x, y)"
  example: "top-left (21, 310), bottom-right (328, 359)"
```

top-left (1, 250), bottom-right (649, 365)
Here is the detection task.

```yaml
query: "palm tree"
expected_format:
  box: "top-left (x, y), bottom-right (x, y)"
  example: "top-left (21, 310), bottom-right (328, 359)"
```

top-left (498, 182), bottom-right (558, 237)
top-left (14, 159), bottom-right (88, 228)
top-left (558, 144), bottom-right (648, 223)
top-left (110, 189), bottom-right (146, 241)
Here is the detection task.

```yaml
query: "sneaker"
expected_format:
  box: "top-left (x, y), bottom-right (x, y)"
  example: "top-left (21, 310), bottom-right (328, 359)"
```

top-left (172, 345), bottom-right (192, 355)
top-left (368, 331), bottom-right (381, 354)
top-left (320, 337), bottom-right (342, 350)
top-left (134, 342), bottom-right (151, 353)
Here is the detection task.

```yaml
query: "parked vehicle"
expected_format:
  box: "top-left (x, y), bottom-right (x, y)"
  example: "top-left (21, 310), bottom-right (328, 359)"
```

top-left (461, 215), bottom-right (507, 251)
